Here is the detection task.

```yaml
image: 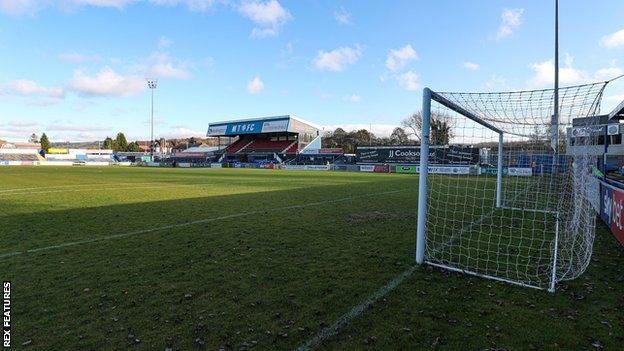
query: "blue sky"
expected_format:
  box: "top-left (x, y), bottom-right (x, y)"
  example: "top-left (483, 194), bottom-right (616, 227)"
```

top-left (1, 0), bottom-right (623, 142)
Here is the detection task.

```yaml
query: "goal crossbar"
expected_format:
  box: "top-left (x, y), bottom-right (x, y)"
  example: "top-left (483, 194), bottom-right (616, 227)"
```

top-left (430, 90), bottom-right (503, 134)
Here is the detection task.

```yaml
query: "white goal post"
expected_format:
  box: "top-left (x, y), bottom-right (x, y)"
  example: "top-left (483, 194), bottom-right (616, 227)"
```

top-left (415, 82), bottom-right (609, 292)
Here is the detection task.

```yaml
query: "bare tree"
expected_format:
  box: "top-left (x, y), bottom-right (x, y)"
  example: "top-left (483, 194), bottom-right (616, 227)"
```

top-left (401, 112), bottom-right (423, 142)
top-left (401, 111), bottom-right (455, 144)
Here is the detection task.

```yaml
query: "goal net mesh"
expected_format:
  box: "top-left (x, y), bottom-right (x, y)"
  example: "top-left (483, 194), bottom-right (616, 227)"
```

top-left (423, 81), bottom-right (607, 290)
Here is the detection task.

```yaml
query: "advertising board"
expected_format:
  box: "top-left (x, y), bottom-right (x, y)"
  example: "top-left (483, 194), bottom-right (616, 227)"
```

top-left (395, 165), bottom-right (418, 174)
top-left (600, 183), bottom-right (624, 246)
top-left (508, 167), bottom-right (532, 176)
top-left (374, 164), bottom-right (390, 173)
top-left (425, 166), bottom-right (470, 174)
top-left (283, 165), bottom-right (330, 171)
top-left (357, 146), bottom-right (479, 164)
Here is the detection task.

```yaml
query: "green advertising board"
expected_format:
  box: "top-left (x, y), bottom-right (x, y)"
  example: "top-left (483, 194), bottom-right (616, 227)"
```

top-left (480, 167), bottom-right (508, 175)
top-left (395, 165), bottom-right (418, 174)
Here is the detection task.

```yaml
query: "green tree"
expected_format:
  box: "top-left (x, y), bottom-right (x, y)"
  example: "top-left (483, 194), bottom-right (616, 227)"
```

top-left (430, 119), bottom-right (452, 145)
top-left (353, 129), bottom-right (374, 146)
top-left (114, 132), bottom-right (128, 152)
top-left (126, 142), bottom-right (140, 152)
top-left (39, 133), bottom-right (51, 152)
top-left (188, 137), bottom-right (199, 147)
top-left (103, 137), bottom-right (114, 150)
top-left (390, 127), bottom-right (409, 145)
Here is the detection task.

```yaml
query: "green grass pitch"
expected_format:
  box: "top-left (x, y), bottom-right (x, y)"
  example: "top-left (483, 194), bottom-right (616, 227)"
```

top-left (1, 166), bottom-right (622, 350)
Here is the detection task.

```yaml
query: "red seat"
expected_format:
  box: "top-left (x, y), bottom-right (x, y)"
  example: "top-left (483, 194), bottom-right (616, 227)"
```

top-left (246, 140), bottom-right (292, 152)
top-left (226, 139), bottom-right (251, 154)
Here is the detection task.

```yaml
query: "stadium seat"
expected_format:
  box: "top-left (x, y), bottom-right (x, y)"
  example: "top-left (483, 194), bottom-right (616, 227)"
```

top-left (0, 153), bottom-right (41, 161)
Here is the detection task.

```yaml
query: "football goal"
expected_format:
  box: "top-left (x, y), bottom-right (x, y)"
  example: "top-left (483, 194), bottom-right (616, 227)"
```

top-left (415, 82), bottom-right (609, 292)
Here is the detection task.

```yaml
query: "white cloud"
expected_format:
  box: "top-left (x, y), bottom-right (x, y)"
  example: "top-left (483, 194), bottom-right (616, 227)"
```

top-left (0, 80), bottom-right (65, 99)
top-left (0, 119), bottom-right (117, 142)
top-left (0, 0), bottom-right (44, 15)
top-left (600, 28), bottom-right (624, 49)
top-left (46, 123), bottom-right (110, 132)
top-left (69, 67), bottom-right (145, 97)
top-left (595, 66), bottom-right (624, 80)
top-left (147, 52), bottom-right (190, 79)
top-left (385, 44), bottom-right (418, 71)
top-left (334, 7), bottom-right (350, 25)
top-left (7, 120), bottom-right (38, 128)
top-left (238, 0), bottom-right (292, 38)
top-left (313, 45), bottom-right (362, 72)
top-left (161, 125), bottom-right (206, 139)
top-left (157, 36), bottom-right (173, 49)
top-left (246, 76), bottom-right (264, 94)
top-left (250, 27), bottom-right (279, 38)
top-left (343, 94), bottom-right (361, 103)
top-left (150, 62), bottom-right (189, 79)
top-left (485, 75), bottom-right (509, 91)
top-left (396, 70), bottom-right (419, 91)
top-left (526, 54), bottom-right (588, 88)
top-left (463, 61), bottom-right (480, 71)
top-left (497, 8), bottom-right (524, 39)
top-left (0, 0), bottom-right (216, 15)
top-left (606, 94), bottom-right (624, 102)
top-left (148, 0), bottom-right (215, 12)
top-left (128, 51), bottom-right (190, 79)
top-left (72, 0), bottom-right (138, 8)
top-left (58, 52), bottom-right (100, 63)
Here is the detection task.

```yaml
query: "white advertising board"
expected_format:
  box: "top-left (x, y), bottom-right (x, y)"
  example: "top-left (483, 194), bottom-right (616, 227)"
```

top-left (508, 167), bottom-right (533, 176)
top-left (283, 165), bottom-right (330, 171)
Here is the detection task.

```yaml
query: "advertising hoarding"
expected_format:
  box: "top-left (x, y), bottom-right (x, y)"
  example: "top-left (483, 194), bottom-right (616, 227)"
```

top-left (600, 184), bottom-right (624, 245)
top-left (357, 146), bottom-right (479, 164)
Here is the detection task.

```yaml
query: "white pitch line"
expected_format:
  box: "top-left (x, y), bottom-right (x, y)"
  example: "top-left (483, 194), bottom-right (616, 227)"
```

top-left (296, 265), bottom-right (417, 351)
top-left (0, 182), bottom-right (158, 194)
top-left (0, 179), bottom-right (354, 197)
top-left (0, 189), bottom-right (408, 259)
top-left (0, 183), bottom-right (142, 193)
top-left (296, 183), bottom-right (528, 350)
top-left (0, 183), bottom-right (225, 197)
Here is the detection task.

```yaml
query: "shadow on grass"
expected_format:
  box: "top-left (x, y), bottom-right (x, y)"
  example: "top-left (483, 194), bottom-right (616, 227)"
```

top-left (2, 175), bottom-right (419, 350)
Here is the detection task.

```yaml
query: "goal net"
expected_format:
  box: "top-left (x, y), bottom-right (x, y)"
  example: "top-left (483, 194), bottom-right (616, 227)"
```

top-left (415, 82), bottom-right (608, 291)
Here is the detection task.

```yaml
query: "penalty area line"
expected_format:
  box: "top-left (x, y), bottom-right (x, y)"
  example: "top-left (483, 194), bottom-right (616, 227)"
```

top-left (296, 265), bottom-right (417, 351)
top-left (0, 189), bottom-right (408, 260)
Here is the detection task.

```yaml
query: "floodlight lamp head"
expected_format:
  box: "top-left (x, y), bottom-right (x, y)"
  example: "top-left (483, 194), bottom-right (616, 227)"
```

top-left (146, 78), bottom-right (158, 89)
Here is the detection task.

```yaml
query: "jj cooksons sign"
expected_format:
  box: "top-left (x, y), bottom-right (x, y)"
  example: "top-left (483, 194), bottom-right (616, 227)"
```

top-left (357, 146), bottom-right (479, 164)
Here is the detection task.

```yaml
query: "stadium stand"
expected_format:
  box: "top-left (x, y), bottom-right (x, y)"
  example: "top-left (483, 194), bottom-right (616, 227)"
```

top-left (207, 115), bottom-right (321, 163)
top-left (225, 138), bottom-right (254, 154)
top-left (0, 145), bottom-right (44, 163)
top-left (0, 153), bottom-right (41, 161)
top-left (245, 139), bottom-right (294, 153)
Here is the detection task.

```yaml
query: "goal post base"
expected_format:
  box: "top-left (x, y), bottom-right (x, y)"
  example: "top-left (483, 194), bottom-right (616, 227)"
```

top-left (425, 261), bottom-right (545, 291)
